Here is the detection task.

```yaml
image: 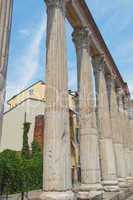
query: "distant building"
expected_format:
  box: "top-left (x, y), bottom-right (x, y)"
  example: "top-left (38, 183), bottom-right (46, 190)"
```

top-left (7, 81), bottom-right (46, 109)
top-left (0, 82), bottom-right (79, 177)
top-left (1, 97), bottom-right (45, 152)
top-left (0, 80), bottom-right (80, 182)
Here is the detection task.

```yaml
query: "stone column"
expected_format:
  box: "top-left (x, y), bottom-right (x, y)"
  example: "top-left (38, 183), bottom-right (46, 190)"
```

top-left (40, 1), bottom-right (73, 199)
top-left (129, 100), bottom-right (133, 181)
top-left (72, 28), bottom-right (102, 199)
top-left (107, 76), bottom-right (127, 188)
top-left (0, 0), bottom-right (13, 144)
top-left (93, 55), bottom-right (119, 192)
top-left (123, 95), bottom-right (133, 184)
top-left (117, 88), bottom-right (129, 183)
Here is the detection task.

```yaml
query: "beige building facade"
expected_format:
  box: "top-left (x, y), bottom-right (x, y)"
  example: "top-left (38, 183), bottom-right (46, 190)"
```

top-left (7, 81), bottom-right (46, 109)
top-left (0, 82), bottom-right (77, 153)
top-left (0, 98), bottom-right (45, 152)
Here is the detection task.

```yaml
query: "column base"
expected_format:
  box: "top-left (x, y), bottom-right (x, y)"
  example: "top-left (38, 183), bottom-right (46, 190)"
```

top-left (77, 191), bottom-right (103, 200)
top-left (102, 180), bottom-right (120, 192)
top-left (80, 183), bottom-right (103, 191)
top-left (127, 177), bottom-right (133, 186)
top-left (77, 184), bottom-right (103, 200)
top-left (118, 178), bottom-right (128, 188)
top-left (39, 191), bottom-right (74, 200)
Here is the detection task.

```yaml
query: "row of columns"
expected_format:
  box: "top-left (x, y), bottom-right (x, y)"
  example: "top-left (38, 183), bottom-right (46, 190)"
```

top-left (41, 1), bottom-right (133, 199)
top-left (0, 0), bottom-right (133, 200)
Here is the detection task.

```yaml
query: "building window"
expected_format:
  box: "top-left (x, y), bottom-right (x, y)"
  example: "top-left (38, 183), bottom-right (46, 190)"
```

top-left (29, 89), bottom-right (34, 96)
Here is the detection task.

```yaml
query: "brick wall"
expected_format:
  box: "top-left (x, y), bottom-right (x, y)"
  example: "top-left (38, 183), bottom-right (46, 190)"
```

top-left (33, 115), bottom-right (44, 152)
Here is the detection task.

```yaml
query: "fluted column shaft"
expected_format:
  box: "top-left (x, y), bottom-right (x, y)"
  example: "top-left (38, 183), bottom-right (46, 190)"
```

top-left (0, 0), bottom-right (13, 144)
top-left (72, 28), bottom-right (102, 195)
top-left (94, 56), bottom-right (119, 192)
top-left (123, 95), bottom-right (133, 183)
top-left (41, 1), bottom-right (73, 199)
top-left (107, 77), bottom-right (127, 188)
top-left (129, 101), bottom-right (133, 178)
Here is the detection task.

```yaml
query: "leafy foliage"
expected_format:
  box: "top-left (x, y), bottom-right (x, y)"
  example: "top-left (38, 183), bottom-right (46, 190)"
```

top-left (21, 122), bottom-right (31, 159)
top-left (0, 144), bottom-right (43, 197)
top-left (32, 139), bottom-right (41, 156)
top-left (0, 150), bottom-right (21, 195)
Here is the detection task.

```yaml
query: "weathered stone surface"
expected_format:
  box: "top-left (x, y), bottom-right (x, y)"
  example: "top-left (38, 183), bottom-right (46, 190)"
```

top-left (0, 0), bottom-right (13, 143)
top-left (93, 55), bottom-right (119, 191)
top-left (122, 95), bottom-right (133, 184)
top-left (72, 28), bottom-right (102, 194)
top-left (107, 76), bottom-right (127, 188)
top-left (116, 88), bottom-right (128, 187)
top-left (40, 191), bottom-right (74, 200)
top-left (129, 102), bottom-right (133, 180)
top-left (103, 187), bottom-right (133, 200)
top-left (77, 191), bottom-right (103, 200)
top-left (42, 0), bottom-right (73, 198)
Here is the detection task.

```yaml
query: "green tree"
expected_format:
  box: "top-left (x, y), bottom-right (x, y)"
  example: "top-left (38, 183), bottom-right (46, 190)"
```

top-left (18, 154), bottom-right (43, 199)
top-left (0, 127), bottom-right (43, 199)
top-left (0, 150), bottom-right (21, 196)
top-left (32, 140), bottom-right (43, 189)
top-left (32, 139), bottom-right (41, 156)
top-left (21, 122), bottom-right (31, 159)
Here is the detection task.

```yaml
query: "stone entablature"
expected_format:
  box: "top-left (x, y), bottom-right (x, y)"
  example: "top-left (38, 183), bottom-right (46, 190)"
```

top-left (66, 0), bottom-right (130, 95)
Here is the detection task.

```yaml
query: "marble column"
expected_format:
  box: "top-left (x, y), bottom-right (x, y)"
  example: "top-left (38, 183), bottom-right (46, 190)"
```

top-left (72, 28), bottom-right (102, 199)
top-left (107, 76), bottom-right (127, 188)
top-left (40, 1), bottom-right (73, 199)
top-left (0, 0), bottom-right (13, 144)
top-left (93, 55), bottom-right (119, 192)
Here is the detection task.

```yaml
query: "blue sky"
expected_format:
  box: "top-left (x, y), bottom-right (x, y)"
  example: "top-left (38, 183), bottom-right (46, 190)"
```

top-left (6, 0), bottom-right (133, 105)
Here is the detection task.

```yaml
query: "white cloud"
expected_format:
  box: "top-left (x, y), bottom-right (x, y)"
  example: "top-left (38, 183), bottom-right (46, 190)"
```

top-left (18, 29), bottom-right (31, 37)
top-left (5, 17), bottom-right (46, 109)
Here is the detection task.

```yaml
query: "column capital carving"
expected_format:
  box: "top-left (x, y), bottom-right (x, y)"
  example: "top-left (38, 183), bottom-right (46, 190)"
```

top-left (106, 74), bottom-right (117, 89)
top-left (116, 87), bottom-right (124, 97)
top-left (72, 27), bottom-right (90, 50)
top-left (116, 87), bottom-right (124, 112)
top-left (123, 95), bottom-right (129, 111)
top-left (93, 54), bottom-right (106, 74)
top-left (45, 0), bottom-right (68, 12)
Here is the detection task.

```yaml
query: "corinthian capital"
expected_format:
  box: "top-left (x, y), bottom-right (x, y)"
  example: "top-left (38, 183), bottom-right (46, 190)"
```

top-left (106, 74), bottom-right (116, 89)
top-left (116, 87), bottom-right (124, 112)
top-left (45, 0), bottom-right (68, 11)
top-left (117, 87), bottom-right (124, 97)
top-left (72, 27), bottom-right (90, 49)
top-left (93, 54), bottom-right (106, 74)
top-left (123, 95), bottom-right (130, 111)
